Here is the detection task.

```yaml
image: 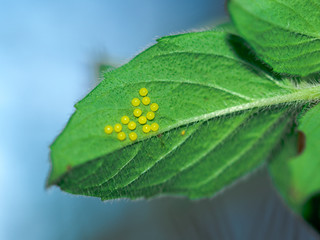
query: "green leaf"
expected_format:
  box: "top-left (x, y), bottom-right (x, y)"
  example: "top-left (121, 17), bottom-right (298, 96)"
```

top-left (270, 103), bottom-right (320, 209)
top-left (48, 29), bottom-right (320, 200)
top-left (228, 0), bottom-right (320, 76)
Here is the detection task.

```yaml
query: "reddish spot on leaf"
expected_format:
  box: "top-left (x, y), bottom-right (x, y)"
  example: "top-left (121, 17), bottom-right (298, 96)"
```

top-left (67, 165), bottom-right (72, 171)
top-left (297, 130), bottom-right (306, 155)
top-left (157, 134), bottom-right (163, 138)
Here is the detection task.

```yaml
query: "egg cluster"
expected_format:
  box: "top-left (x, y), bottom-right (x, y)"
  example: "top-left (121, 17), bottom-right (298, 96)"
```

top-left (104, 88), bottom-right (159, 141)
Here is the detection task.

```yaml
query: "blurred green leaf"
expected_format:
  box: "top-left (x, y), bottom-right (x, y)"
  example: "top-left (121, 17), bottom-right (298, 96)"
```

top-left (270, 103), bottom-right (320, 208)
top-left (48, 29), bottom-right (320, 200)
top-left (289, 104), bottom-right (320, 204)
top-left (228, 0), bottom-right (320, 76)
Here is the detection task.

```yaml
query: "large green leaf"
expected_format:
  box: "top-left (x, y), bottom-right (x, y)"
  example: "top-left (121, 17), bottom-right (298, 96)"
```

top-left (270, 103), bottom-right (320, 208)
top-left (228, 0), bottom-right (320, 76)
top-left (48, 29), bottom-right (320, 200)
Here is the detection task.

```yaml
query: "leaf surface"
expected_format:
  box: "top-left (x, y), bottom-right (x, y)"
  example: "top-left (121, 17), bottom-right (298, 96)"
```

top-left (228, 0), bottom-right (320, 76)
top-left (48, 29), bottom-right (320, 200)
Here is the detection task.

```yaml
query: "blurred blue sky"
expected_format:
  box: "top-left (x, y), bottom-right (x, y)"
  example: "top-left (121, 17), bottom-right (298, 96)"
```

top-left (0, 1), bottom-right (319, 240)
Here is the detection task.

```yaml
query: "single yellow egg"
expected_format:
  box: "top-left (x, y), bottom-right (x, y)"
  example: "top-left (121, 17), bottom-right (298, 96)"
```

top-left (129, 132), bottom-right (138, 141)
top-left (138, 116), bottom-right (147, 125)
top-left (142, 96), bottom-right (151, 105)
top-left (117, 132), bottom-right (126, 141)
top-left (133, 108), bottom-right (142, 117)
top-left (181, 130), bottom-right (186, 136)
top-left (139, 88), bottom-right (148, 97)
top-left (146, 111), bottom-right (155, 120)
top-left (104, 125), bottom-right (113, 134)
top-left (151, 123), bottom-right (159, 132)
top-left (142, 124), bottom-right (151, 133)
top-left (150, 103), bottom-right (159, 112)
top-left (128, 121), bottom-right (137, 130)
top-left (121, 116), bottom-right (130, 124)
top-left (131, 98), bottom-right (140, 107)
top-left (114, 123), bottom-right (122, 133)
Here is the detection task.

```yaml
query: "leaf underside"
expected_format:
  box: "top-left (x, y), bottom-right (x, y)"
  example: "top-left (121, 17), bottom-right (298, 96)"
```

top-left (48, 28), bottom-right (320, 200)
top-left (228, 0), bottom-right (320, 76)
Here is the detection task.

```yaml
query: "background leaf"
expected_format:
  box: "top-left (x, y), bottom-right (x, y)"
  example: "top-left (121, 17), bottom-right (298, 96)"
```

top-left (269, 103), bottom-right (320, 232)
top-left (228, 0), bottom-right (320, 76)
top-left (269, 103), bottom-right (320, 210)
top-left (48, 29), bottom-right (320, 200)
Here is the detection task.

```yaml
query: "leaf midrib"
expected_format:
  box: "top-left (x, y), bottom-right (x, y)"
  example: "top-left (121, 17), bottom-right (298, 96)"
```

top-left (56, 84), bottom-right (320, 179)
top-left (166, 85), bottom-right (319, 131)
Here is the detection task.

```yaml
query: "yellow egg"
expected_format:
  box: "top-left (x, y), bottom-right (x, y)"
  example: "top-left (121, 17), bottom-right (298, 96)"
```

top-left (146, 111), bottom-right (155, 120)
top-left (121, 116), bottom-right (130, 124)
top-left (104, 125), bottom-right (113, 134)
top-left (114, 123), bottom-right (122, 133)
top-left (150, 103), bottom-right (159, 112)
top-left (138, 116), bottom-right (147, 125)
top-left (129, 132), bottom-right (138, 141)
top-left (128, 121), bottom-right (137, 130)
top-left (181, 130), bottom-right (186, 136)
top-left (142, 124), bottom-right (151, 133)
top-left (131, 98), bottom-right (140, 107)
top-left (117, 132), bottom-right (126, 141)
top-left (151, 123), bottom-right (159, 132)
top-left (133, 108), bottom-right (142, 117)
top-left (139, 88), bottom-right (148, 97)
top-left (142, 96), bottom-right (151, 105)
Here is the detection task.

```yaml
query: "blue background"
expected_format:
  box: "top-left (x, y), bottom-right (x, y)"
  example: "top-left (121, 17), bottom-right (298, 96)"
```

top-left (0, 0), bottom-right (319, 239)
